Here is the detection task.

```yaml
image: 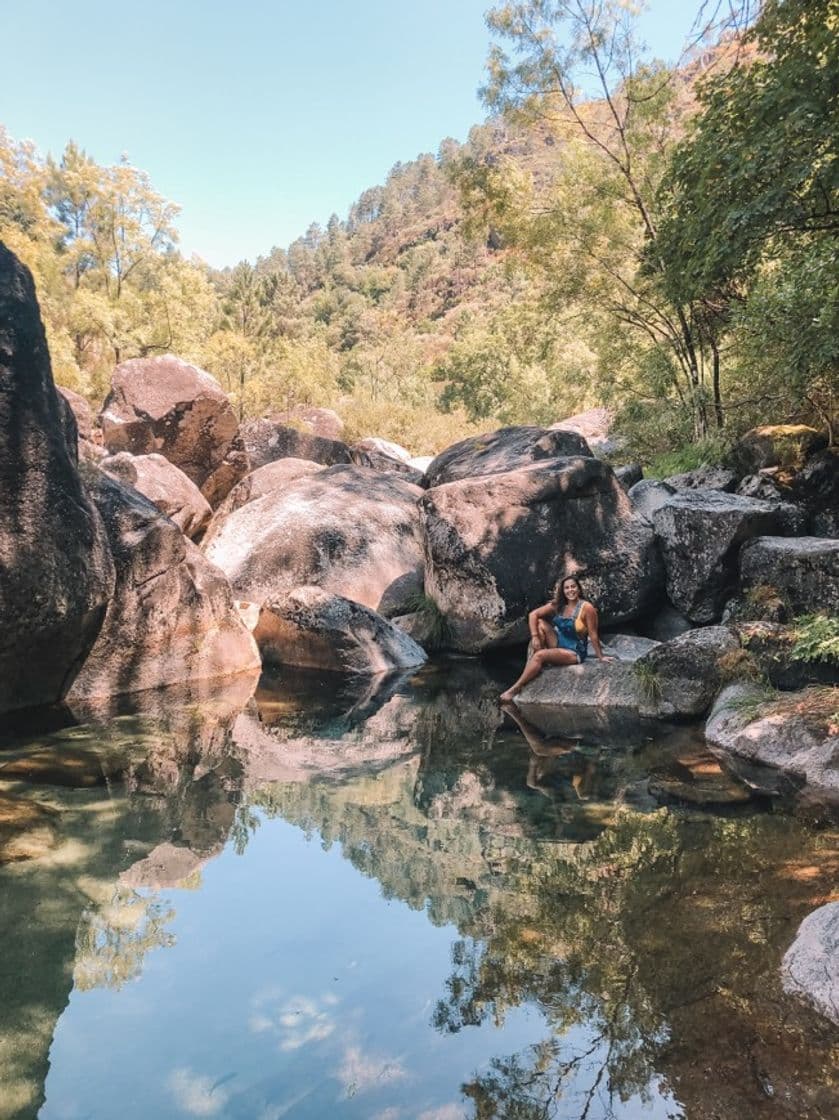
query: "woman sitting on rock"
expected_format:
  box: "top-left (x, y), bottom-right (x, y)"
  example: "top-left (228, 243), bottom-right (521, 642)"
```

top-left (500, 575), bottom-right (610, 701)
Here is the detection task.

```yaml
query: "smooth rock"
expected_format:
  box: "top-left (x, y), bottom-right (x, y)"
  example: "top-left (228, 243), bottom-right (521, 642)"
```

top-left (204, 465), bottom-right (424, 617)
top-left (425, 425), bottom-right (592, 488)
top-left (66, 468), bottom-right (260, 701)
top-left (781, 903), bottom-right (839, 1026)
top-left (635, 626), bottom-right (740, 718)
top-left (421, 456), bottom-right (661, 652)
top-left (241, 418), bottom-right (351, 469)
top-left (550, 407), bottom-right (618, 455)
top-left (100, 451), bottom-right (212, 540)
top-left (99, 354), bottom-right (248, 506)
top-left (729, 424), bottom-right (827, 476)
top-left (740, 536), bottom-right (839, 616)
top-left (653, 490), bottom-right (792, 623)
top-left (0, 244), bottom-right (115, 713)
top-left (601, 634), bottom-right (661, 661)
top-left (57, 385), bottom-right (94, 441)
top-left (515, 660), bottom-right (645, 738)
top-left (202, 458), bottom-right (324, 547)
top-left (254, 585), bottom-right (427, 674)
top-left (272, 405), bottom-right (344, 439)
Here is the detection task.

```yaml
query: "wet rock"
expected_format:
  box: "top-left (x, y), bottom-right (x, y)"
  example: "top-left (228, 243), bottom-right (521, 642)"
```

top-left (635, 626), bottom-right (740, 719)
top-left (204, 465), bottom-right (424, 617)
top-left (706, 683), bottom-right (839, 806)
top-left (781, 903), bottom-right (839, 1026)
top-left (99, 354), bottom-right (248, 506)
top-left (100, 451), bottom-right (212, 540)
top-left (425, 425), bottom-right (592, 488)
top-left (66, 468), bottom-right (261, 701)
top-left (254, 586), bottom-right (427, 674)
top-left (740, 536), bottom-right (839, 616)
top-left (664, 465), bottom-right (738, 493)
top-left (421, 456), bottom-right (661, 652)
top-left (653, 490), bottom-right (792, 623)
top-left (240, 417), bottom-right (351, 469)
top-left (615, 463), bottom-right (643, 489)
top-left (648, 749), bottom-right (753, 807)
top-left (0, 244), bottom-right (115, 713)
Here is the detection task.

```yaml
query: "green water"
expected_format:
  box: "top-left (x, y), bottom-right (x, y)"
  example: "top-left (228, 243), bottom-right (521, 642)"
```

top-left (1, 660), bottom-right (837, 1120)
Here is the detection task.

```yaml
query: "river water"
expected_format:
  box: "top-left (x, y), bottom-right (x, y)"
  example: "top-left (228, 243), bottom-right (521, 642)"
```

top-left (1, 660), bottom-right (837, 1120)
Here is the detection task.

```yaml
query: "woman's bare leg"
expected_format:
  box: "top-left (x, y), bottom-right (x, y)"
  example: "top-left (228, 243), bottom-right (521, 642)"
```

top-left (534, 618), bottom-right (557, 650)
top-left (500, 647), bottom-right (578, 701)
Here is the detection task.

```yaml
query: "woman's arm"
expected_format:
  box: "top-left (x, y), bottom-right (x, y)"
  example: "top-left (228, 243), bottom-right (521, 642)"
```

top-left (528, 601), bottom-right (556, 646)
top-left (585, 603), bottom-right (609, 661)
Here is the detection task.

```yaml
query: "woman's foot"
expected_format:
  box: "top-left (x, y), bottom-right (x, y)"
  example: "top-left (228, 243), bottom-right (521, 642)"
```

top-left (499, 689), bottom-right (519, 702)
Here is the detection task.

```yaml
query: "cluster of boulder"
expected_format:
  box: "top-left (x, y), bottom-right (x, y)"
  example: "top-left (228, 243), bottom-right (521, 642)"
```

top-left (1, 242), bottom-right (837, 811)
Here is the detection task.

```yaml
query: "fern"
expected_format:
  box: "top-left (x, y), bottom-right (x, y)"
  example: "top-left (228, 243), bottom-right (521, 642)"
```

top-left (789, 614), bottom-right (839, 665)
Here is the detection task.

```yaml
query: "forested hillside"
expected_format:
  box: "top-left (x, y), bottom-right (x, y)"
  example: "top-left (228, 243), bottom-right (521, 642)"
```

top-left (1, 0), bottom-right (835, 459)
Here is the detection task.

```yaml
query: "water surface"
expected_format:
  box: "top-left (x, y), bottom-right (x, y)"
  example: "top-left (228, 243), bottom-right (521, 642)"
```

top-left (1, 660), bottom-right (837, 1120)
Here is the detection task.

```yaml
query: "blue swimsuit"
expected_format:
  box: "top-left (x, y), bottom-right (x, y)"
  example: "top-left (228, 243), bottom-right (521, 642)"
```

top-left (553, 601), bottom-right (588, 663)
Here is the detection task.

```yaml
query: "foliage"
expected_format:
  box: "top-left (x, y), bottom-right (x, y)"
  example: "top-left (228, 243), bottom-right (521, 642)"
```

top-left (644, 434), bottom-right (731, 479)
top-left (716, 647), bottom-right (765, 684)
top-left (789, 614), bottom-right (839, 666)
top-left (633, 660), bottom-right (661, 704)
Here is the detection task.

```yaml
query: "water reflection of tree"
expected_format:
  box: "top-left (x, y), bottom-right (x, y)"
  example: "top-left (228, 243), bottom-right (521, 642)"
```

top-left (432, 810), bottom-right (839, 1119)
top-left (74, 886), bottom-right (176, 991)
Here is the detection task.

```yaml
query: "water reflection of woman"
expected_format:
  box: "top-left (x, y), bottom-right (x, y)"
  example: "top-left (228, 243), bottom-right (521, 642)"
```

top-left (502, 701), bottom-right (596, 801)
top-left (500, 576), bottom-right (610, 702)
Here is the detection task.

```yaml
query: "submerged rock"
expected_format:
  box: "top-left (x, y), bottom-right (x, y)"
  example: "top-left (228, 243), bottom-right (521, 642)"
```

top-left (424, 425), bottom-right (592, 487)
top-left (204, 465), bottom-right (424, 617)
top-left (254, 586), bottom-right (427, 675)
top-left (100, 451), bottom-right (212, 540)
top-left (99, 354), bottom-right (248, 506)
top-left (67, 468), bottom-right (260, 701)
top-left (0, 244), bottom-right (115, 713)
top-left (421, 456), bottom-right (661, 652)
top-left (781, 903), bottom-right (839, 1026)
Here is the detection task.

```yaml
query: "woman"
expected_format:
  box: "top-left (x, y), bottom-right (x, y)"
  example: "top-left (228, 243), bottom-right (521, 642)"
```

top-left (499, 576), bottom-right (610, 701)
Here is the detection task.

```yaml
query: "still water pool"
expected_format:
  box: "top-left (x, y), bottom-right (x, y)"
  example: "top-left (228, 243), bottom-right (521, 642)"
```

top-left (1, 660), bottom-right (837, 1120)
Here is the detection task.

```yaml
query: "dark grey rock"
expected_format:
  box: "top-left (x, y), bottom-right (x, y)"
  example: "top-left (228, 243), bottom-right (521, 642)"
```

top-left (740, 536), bottom-right (839, 616)
top-left (421, 456), bottom-right (662, 652)
top-left (653, 490), bottom-right (792, 623)
top-left (615, 463), bottom-right (643, 489)
top-left (636, 625), bottom-right (740, 718)
top-left (629, 478), bottom-right (675, 521)
top-left (642, 603), bottom-right (694, 642)
top-left (241, 418), bottom-right (351, 469)
top-left (665, 465), bottom-right (738, 493)
top-left (425, 425), bottom-right (592, 488)
top-left (0, 244), bottom-right (115, 713)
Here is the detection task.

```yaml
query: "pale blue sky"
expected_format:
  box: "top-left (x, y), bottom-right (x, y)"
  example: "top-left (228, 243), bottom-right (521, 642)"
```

top-left (3, 0), bottom-right (704, 266)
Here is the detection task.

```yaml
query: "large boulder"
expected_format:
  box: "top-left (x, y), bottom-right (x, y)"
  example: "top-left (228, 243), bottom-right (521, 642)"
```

top-left (254, 586), bottom-right (427, 675)
top-left (204, 465), bottom-right (424, 617)
top-left (729, 424), bottom-right (827, 477)
top-left (634, 625), bottom-right (740, 718)
top-left (240, 418), bottom-right (351, 469)
top-left (424, 425), bottom-right (592, 488)
top-left (201, 458), bottom-right (323, 547)
top-left (629, 478), bottom-right (675, 521)
top-left (739, 536), bottom-right (839, 616)
top-left (272, 405), bottom-right (344, 440)
top-left (664, 465), bottom-right (738, 493)
top-left (705, 683), bottom-right (839, 806)
top-left (550, 407), bottom-right (618, 455)
top-left (99, 355), bottom-right (248, 506)
top-left (99, 452), bottom-right (212, 540)
top-left (66, 468), bottom-right (260, 701)
top-left (653, 491), bottom-right (793, 623)
top-left (57, 385), bottom-right (94, 442)
top-left (420, 456), bottom-right (661, 652)
top-left (0, 244), bottom-right (115, 713)
top-left (781, 903), bottom-right (839, 1027)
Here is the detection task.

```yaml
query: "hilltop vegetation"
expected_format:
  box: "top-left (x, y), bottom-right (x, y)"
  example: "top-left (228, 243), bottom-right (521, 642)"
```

top-left (1, 0), bottom-right (835, 456)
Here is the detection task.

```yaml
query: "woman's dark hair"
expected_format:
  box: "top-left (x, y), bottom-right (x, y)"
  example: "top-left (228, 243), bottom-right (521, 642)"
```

top-left (552, 575), bottom-right (584, 609)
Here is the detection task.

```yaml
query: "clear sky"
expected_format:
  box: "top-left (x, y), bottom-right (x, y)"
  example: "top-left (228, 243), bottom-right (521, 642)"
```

top-left (3, 0), bottom-right (705, 267)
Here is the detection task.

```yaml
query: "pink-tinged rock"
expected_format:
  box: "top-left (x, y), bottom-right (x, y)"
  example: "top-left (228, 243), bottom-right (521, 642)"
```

top-left (99, 354), bottom-right (248, 506)
top-left (67, 468), bottom-right (261, 701)
top-left (202, 457), bottom-right (324, 547)
top-left (100, 451), bottom-right (212, 539)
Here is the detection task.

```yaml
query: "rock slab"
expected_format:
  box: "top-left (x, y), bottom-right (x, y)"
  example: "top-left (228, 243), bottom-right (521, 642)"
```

top-left (781, 903), bottom-right (839, 1026)
top-left (100, 451), bottom-right (212, 540)
top-left (425, 425), bottom-right (592, 488)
